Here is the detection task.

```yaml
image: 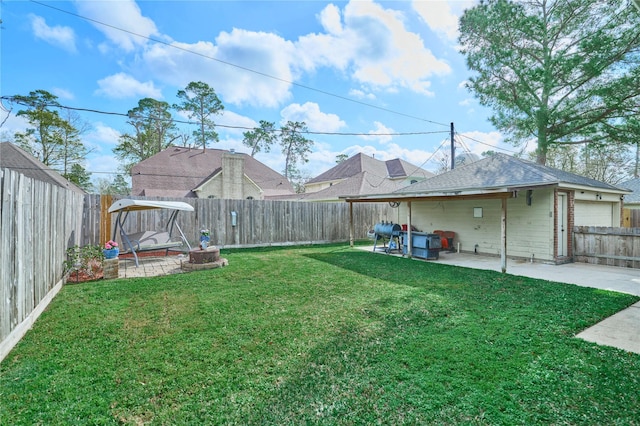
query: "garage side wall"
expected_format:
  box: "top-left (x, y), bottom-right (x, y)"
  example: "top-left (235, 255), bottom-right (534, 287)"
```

top-left (397, 188), bottom-right (557, 261)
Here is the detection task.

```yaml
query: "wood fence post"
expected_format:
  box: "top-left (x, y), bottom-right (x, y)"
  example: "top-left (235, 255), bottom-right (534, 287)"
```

top-left (100, 195), bottom-right (113, 245)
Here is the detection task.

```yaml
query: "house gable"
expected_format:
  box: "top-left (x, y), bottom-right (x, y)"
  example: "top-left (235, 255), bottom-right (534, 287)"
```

top-left (195, 169), bottom-right (263, 199)
top-left (131, 146), bottom-right (294, 199)
top-left (305, 152), bottom-right (433, 197)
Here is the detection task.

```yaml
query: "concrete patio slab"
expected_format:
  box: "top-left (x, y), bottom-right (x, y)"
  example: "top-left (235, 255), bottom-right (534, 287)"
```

top-left (576, 302), bottom-right (640, 354)
top-left (433, 251), bottom-right (640, 297)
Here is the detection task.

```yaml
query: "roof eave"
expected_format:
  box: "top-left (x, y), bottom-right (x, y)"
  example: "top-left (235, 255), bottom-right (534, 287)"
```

top-left (342, 187), bottom-right (517, 203)
top-left (558, 183), bottom-right (632, 195)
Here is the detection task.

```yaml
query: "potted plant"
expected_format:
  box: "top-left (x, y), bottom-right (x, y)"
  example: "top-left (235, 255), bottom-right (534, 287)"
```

top-left (199, 229), bottom-right (210, 249)
top-left (103, 240), bottom-right (119, 259)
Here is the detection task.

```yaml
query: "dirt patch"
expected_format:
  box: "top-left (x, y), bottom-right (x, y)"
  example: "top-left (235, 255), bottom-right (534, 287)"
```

top-left (66, 259), bottom-right (104, 284)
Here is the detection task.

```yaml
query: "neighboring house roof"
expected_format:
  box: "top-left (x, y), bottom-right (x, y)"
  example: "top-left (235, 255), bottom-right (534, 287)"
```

top-left (619, 177), bottom-right (640, 204)
top-left (306, 152), bottom-right (433, 185)
top-left (131, 146), bottom-right (295, 198)
top-left (298, 171), bottom-right (408, 201)
top-left (0, 142), bottom-right (85, 194)
top-left (345, 154), bottom-right (629, 201)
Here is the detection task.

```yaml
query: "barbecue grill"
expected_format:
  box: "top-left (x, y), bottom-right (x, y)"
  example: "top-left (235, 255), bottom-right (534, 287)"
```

top-left (401, 231), bottom-right (441, 260)
top-left (372, 222), bottom-right (402, 253)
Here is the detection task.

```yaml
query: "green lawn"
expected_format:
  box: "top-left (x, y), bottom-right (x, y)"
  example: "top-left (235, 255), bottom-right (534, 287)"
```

top-left (1, 244), bottom-right (639, 425)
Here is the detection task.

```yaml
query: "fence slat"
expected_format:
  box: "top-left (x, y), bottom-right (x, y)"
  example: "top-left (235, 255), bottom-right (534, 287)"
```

top-left (92, 196), bottom-right (393, 249)
top-left (1, 168), bottom-right (84, 362)
top-left (573, 226), bottom-right (640, 267)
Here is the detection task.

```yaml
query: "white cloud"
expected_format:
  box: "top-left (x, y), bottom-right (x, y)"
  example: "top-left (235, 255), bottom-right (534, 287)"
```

top-left (95, 73), bottom-right (162, 99)
top-left (29, 14), bottom-right (76, 53)
top-left (358, 121), bottom-right (394, 144)
top-left (89, 123), bottom-right (121, 146)
top-left (413, 1), bottom-right (456, 42)
top-left (52, 88), bottom-right (75, 100)
top-left (84, 123), bottom-right (121, 177)
top-left (348, 89), bottom-right (376, 100)
top-left (377, 143), bottom-right (439, 173)
top-left (296, 0), bottom-right (451, 95)
top-left (280, 102), bottom-right (346, 132)
top-left (142, 31), bottom-right (296, 108)
top-left (0, 112), bottom-right (29, 135)
top-left (74, 0), bottom-right (158, 52)
top-left (318, 4), bottom-right (343, 35)
top-left (87, 154), bottom-right (120, 177)
top-left (456, 130), bottom-right (506, 156)
top-left (218, 110), bottom-right (259, 137)
top-left (97, 0), bottom-right (454, 112)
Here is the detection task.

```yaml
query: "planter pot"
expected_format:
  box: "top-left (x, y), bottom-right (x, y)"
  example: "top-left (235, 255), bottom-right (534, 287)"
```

top-left (103, 248), bottom-right (119, 259)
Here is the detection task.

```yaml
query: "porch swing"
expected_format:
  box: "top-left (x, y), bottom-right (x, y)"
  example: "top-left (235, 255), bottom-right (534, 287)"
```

top-left (108, 199), bottom-right (194, 267)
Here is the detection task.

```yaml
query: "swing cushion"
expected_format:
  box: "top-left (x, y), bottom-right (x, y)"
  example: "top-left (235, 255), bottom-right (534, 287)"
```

top-left (121, 231), bottom-right (184, 253)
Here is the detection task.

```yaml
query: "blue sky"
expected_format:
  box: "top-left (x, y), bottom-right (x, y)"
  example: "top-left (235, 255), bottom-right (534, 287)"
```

top-left (1, 0), bottom-right (520, 182)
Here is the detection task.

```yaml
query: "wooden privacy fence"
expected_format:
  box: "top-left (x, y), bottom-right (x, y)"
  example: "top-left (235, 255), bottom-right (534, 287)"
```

top-left (1, 169), bottom-right (84, 361)
top-left (84, 195), bottom-right (393, 248)
top-left (573, 226), bottom-right (640, 268)
top-left (2, 188), bottom-right (391, 362)
top-left (622, 208), bottom-right (640, 228)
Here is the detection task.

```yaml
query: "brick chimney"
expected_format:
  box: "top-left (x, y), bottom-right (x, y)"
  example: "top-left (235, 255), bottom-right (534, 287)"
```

top-left (222, 150), bottom-right (244, 199)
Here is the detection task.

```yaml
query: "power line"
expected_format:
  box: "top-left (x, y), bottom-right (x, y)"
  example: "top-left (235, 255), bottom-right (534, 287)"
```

top-left (2, 96), bottom-right (451, 137)
top-left (363, 137), bottom-right (450, 188)
top-left (455, 132), bottom-right (519, 154)
top-left (29, 0), bottom-right (450, 128)
top-left (5, 93), bottom-right (514, 166)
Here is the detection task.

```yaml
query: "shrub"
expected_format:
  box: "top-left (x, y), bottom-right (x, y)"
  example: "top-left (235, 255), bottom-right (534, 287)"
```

top-left (64, 245), bottom-right (105, 279)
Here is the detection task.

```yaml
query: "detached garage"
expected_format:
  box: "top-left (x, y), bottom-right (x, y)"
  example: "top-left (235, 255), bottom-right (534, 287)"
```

top-left (345, 154), bottom-right (629, 271)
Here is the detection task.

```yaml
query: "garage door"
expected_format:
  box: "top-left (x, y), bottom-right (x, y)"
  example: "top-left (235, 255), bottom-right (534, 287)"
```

top-left (574, 201), bottom-right (613, 226)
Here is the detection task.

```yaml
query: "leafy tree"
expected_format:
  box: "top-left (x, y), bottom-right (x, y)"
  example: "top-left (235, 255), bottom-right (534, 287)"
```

top-left (95, 174), bottom-right (130, 195)
top-left (64, 163), bottom-right (93, 192)
top-left (58, 109), bottom-right (90, 177)
top-left (13, 90), bottom-right (87, 170)
top-left (177, 133), bottom-right (191, 147)
top-left (335, 153), bottom-right (349, 164)
top-left (434, 153), bottom-right (451, 175)
top-left (581, 143), bottom-right (633, 185)
top-left (459, 0), bottom-right (640, 165)
top-left (610, 117), bottom-right (640, 177)
top-left (528, 143), bottom-right (633, 185)
top-left (279, 121), bottom-right (313, 180)
top-left (242, 120), bottom-right (276, 157)
top-left (114, 98), bottom-right (178, 173)
top-left (174, 81), bottom-right (224, 150)
top-left (288, 169), bottom-right (312, 194)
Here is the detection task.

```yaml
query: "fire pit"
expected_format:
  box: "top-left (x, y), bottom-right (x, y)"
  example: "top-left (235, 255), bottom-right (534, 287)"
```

top-left (182, 246), bottom-right (228, 271)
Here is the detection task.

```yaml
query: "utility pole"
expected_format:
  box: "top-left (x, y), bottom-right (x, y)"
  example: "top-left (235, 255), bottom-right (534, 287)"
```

top-left (450, 122), bottom-right (455, 170)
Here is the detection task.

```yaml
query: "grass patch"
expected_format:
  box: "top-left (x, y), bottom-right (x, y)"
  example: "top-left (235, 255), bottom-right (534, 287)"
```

top-left (1, 245), bottom-right (639, 424)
